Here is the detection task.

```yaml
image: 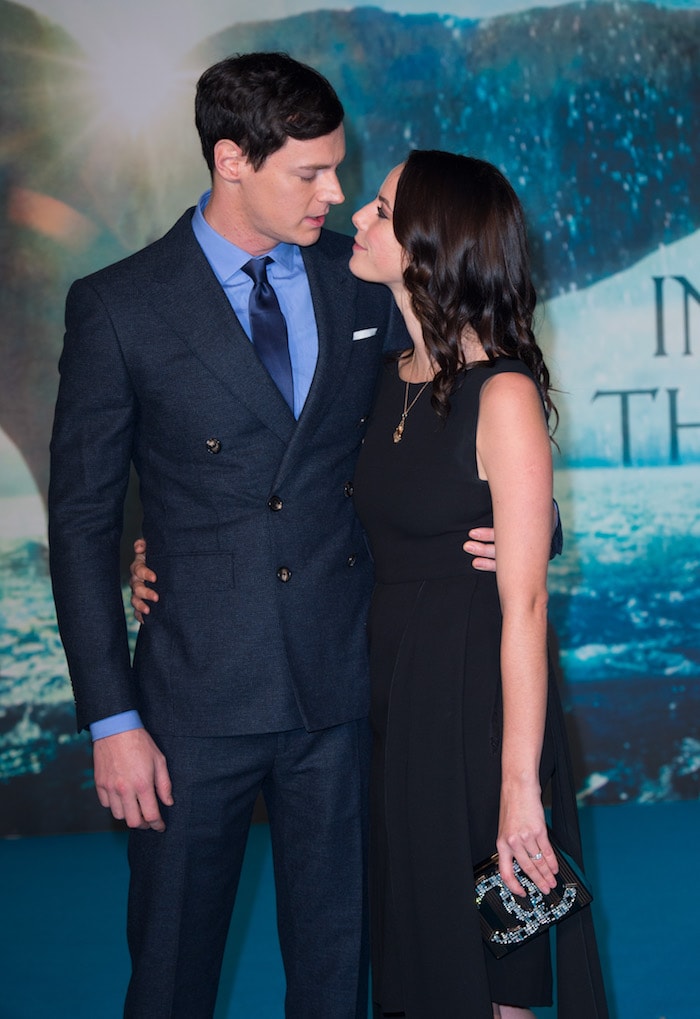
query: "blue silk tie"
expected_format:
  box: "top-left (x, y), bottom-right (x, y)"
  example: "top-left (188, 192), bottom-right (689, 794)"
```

top-left (241, 257), bottom-right (294, 410)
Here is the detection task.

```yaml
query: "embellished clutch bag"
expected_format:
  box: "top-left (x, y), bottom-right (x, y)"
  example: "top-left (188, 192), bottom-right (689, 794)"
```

top-left (474, 836), bottom-right (593, 958)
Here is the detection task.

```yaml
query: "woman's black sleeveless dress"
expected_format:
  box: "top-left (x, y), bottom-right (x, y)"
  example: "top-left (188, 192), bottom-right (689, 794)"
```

top-left (353, 358), bottom-right (608, 1019)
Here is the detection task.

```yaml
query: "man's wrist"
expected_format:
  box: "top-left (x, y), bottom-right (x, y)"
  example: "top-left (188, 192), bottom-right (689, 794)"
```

top-left (90, 710), bottom-right (144, 741)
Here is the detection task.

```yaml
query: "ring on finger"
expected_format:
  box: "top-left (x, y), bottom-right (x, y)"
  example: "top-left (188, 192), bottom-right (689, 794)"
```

top-left (527, 851), bottom-right (543, 861)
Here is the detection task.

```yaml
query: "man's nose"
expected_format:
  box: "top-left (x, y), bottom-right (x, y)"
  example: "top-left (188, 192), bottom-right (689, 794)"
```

top-left (322, 172), bottom-right (345, 206)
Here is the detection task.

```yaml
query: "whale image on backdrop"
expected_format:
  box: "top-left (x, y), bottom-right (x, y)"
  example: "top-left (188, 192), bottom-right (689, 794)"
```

top-left (0, 0), bottom-right (698, 833)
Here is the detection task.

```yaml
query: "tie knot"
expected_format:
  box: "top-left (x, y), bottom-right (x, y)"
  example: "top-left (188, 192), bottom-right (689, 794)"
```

top-left (242, 256), bottom-right (272, 285)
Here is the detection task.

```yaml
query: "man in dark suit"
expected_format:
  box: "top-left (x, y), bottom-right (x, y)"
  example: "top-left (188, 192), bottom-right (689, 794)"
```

top-left (50, 52), bottom-right (507, 1018)
top-left (49, 52), bottom-right (402, 1018)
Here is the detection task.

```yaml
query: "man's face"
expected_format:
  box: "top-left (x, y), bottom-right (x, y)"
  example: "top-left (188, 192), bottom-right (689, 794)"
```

top-left (224, 126), bottom-right (346, 255)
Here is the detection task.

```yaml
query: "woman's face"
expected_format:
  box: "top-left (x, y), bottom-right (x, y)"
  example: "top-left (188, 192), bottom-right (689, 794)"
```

top-left (349, 164), bottom-right (405, 292)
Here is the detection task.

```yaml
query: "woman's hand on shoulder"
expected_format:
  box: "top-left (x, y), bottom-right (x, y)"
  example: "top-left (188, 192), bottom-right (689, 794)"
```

top-left (130, 538), bottom-right (159, 623)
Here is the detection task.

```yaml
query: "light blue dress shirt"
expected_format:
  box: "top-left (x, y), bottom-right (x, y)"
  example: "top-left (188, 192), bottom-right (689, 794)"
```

top-left (90, 195), bottom-right (320, 741)
top-left (192, 190), bottom-right (318, 419)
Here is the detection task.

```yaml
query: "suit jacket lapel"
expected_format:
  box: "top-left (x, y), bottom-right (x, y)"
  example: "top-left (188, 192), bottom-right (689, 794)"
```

top-left (299, 238), bottom-right (358, 423)
top-left (271, 239), bottom-right (358, 487)
top-left (140, 212), bottom-right (296, 444)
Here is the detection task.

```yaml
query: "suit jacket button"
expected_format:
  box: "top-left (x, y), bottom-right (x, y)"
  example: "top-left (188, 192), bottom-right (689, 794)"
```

top-left (347, 553), bottom-right (357, 567)
top-left (277, 566), bottom-right (292, 582)
top-left (268, 495), bottom-right (283, 511)
top-left (206, 438), bottom-right (222, 454)
top-left (344, 481), bottom-right (354, 498)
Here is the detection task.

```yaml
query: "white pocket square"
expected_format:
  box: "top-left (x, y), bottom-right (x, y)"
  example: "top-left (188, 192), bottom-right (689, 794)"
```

top-left (352, 328), bottom-right (378, 341)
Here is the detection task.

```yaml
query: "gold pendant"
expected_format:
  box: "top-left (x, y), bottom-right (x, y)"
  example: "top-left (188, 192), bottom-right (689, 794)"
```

top-left (393, 419), bottom-right (405, 443)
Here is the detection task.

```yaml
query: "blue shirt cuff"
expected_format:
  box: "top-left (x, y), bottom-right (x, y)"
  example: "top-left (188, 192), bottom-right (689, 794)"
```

top-left (90, 710), bottom-right (144, 741)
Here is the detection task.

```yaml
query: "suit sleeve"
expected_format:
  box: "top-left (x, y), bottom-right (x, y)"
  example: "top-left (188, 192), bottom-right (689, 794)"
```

top-left (48, 278), bottom-right (138, 731)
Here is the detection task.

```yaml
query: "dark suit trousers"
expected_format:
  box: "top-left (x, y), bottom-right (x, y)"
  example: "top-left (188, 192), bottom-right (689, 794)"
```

top-left (124, 720), bottom-right (371, 1019)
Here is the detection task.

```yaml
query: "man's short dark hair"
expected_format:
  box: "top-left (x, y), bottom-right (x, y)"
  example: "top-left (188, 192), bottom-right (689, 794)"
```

top-left (195, 51), bottom-right (345, 173)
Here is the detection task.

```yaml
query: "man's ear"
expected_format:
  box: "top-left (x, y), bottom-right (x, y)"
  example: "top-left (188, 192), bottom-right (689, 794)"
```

top-left (213, 139), bottom-right (247, 182)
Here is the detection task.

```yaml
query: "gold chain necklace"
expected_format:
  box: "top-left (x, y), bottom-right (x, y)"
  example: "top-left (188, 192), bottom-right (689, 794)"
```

top-left (393, 364), bottom-right (432, 443)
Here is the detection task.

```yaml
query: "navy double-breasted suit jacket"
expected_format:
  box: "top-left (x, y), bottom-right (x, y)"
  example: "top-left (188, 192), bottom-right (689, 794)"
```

top-left (49, 210), bottom-right (401, 737)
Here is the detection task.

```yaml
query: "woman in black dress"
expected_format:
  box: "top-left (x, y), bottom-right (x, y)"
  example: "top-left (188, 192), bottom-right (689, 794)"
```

top-left (350, 151), bottom-right (608, 1019)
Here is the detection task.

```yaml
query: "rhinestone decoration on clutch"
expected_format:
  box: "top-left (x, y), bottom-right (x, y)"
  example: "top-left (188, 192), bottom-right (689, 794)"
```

top-left (473, 838), bottom-right (593, 958)
top-left (475, 860), bottom-right (578, 948)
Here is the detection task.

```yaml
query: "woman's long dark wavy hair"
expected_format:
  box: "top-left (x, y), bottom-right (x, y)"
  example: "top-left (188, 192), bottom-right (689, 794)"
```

top-left (393, 150), bottom-right (556, 429)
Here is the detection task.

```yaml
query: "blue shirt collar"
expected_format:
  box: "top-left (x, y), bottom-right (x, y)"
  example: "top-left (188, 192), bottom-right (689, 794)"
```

top-left (191, 191), bottom-right (297, 285)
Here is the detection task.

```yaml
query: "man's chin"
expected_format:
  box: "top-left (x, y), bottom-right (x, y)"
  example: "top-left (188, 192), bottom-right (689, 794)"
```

top-left (294, 223), bottom-right (324, 246)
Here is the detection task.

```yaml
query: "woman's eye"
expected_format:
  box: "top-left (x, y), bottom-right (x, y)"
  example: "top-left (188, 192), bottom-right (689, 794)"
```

top-left (377, 205), bottom-right (388, 219)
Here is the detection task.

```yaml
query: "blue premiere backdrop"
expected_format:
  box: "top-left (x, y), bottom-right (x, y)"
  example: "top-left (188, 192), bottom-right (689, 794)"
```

top-left (0, 0), bottom-right (698, 834)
